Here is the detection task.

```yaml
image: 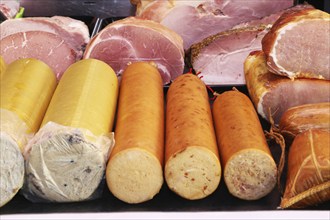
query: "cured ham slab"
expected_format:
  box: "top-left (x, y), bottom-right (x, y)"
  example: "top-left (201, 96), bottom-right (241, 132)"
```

top-left (189, 4), bottom-right (313, 85)
top-left (190, 25), bottom-right (270, 85)
top-left (244, 51), bottom-right (330, 125)
top-left (0, 16), bottom-right (90, 80)
top-left (132, 0), bottom-right (294, 49)
top-left (262, 8), bottom-right (330, 80)
top-left (83, 17), bottom-right (184, 84)
top-left (0, 31), bottom-right (77, 80)
top-left (0, 16), bottom-right (90, 59)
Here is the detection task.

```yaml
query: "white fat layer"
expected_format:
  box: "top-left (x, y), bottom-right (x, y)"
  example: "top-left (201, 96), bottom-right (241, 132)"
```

top-left (22, 32), bottom-right (28, 48)
top-left (257, 92), bottom-right (267, 120)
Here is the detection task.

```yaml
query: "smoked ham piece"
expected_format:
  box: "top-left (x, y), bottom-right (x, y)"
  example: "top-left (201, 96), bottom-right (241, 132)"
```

top-left (190, 4), bottom-right (314, 85)
top-left (83, 17), bottom-right (184, 84)
top-left (0, 16), bottom-right (90, 80)
top-left (262, 8), bottom-right (330, 80)
top-left (280, 130), bottom-right (330, 209)
top-left (190, 25), bottom-right (270, 85)
top-left (132, 0), bottom-right (294, 49)
top-left (244, 51), bottom-right (330, 125)
top-left (279, 103), bottom-right (330, 140)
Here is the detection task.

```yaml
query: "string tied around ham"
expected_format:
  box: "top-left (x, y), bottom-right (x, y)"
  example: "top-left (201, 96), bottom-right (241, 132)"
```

top-left (264, 108), bottom-right (286, 195)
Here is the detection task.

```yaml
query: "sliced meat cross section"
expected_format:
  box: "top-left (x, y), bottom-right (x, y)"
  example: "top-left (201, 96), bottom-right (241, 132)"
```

top-left (84, 17), bottom-right (184, 84)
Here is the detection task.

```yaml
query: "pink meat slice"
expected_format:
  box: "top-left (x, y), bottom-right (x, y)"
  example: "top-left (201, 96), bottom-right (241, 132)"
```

top-left (133, 0), bottom-right (294, 49)
top-left (0, 31), bottom-right (77, 79)
top-left (191, 26), bottom-right (269, 85)
top-left (84, 17), bottom-right (184, 84)
top-left (0, 16), bottom-right (90, 59)
top-left (190, 4), bottom-right (314, 85)
top-left (262, 8), bottom-right (330, 80)
top-left (0, 0), bottom-right (19, 19)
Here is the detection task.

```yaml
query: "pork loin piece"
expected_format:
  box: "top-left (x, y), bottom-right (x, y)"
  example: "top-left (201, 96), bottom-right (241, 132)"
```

top-left (262, 8), bottom-right (330, 80)
top-left (0, 31), bottom-right (77, 80)
top-left (132, 0), bottom-right (294, 49)
top-left (0, 16), bottom-right (90, 59)
top-left (84, 17), bottom-right (184, 84)
top-left (244, 51), bottom-right (330, 125)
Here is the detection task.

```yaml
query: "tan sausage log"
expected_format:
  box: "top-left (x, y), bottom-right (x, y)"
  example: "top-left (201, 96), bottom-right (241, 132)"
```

top-left (165, 74), bottom-right (221, 200)
top-left (106, 62), bottom-right (164, 204)
top-left (212, 90), bottom-right (277, 200)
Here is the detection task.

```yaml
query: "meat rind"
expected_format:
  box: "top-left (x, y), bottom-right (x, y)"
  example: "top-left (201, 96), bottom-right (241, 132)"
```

top-left (262, 8), bottom-right (330, 80)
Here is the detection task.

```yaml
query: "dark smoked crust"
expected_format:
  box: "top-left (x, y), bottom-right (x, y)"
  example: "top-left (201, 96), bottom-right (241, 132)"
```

top-left (190, 25), bottom-right (268, 65)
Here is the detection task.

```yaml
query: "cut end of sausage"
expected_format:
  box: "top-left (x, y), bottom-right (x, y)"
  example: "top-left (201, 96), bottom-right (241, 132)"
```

top-left (24, 131), bottom-right (106, 202)
top-left (106, 148), bottom-right (163, 204)
top-left (165, 146), bottom-right (221, 200)
top-left (0, 133), bottom-right (24, 207)
top-left (224, 149), bottom-right (277, 200)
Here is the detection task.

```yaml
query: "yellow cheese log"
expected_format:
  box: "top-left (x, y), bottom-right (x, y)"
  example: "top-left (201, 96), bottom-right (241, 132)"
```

top-left (0, 58), bottom-right (56, 208)
top-left (106, 62), bottom-right (164, 204)
top-left (41, 59), bottom-right (118, 136)
top-left (1, 58), bottom-right (57, 148)
top-left (0, 56), bottom-right (6, 79)
top-left (24, 59), bottom-right (119, 202)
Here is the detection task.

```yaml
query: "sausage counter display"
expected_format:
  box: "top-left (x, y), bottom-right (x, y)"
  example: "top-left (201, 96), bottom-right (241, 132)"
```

top-left (0, 0), bottom-right (329, 217)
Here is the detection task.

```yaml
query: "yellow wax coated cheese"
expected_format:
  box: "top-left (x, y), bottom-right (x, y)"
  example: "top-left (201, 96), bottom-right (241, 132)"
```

top-left (41, 59), bottom-right (119, 136)
top-left (0, 56), bottom-right (6, 79)
top-left (23, 59), bottom-right (119, 203)
top-left (0, 58), bottom-right (57, 135)
top-left (0, 58), bottom-right (56, 207)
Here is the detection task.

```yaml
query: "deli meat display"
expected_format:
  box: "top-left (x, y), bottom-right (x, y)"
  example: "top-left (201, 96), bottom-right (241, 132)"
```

top-left (0, 0), bottom-right (329, 218)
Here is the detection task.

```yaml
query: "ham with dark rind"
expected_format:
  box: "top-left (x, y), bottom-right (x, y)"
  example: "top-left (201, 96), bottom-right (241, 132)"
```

top-left (132, 0), bottom-right (294, 50)
top-left (83, 17), bottom-right (184, 84)
top-left (0, 31), bottom-right (77, 80)
top-left (262, 8), bottom-right (330, 80)
top-left (244, 51), bottom-right (330, 125)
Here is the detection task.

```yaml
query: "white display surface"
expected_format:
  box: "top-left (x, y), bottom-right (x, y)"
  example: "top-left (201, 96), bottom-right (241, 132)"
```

top-left (2, 211), bottom-right (330, 220)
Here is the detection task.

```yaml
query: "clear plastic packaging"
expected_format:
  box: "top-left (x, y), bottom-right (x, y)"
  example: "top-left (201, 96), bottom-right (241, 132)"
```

top-left (23, 122), bottom-right (115, 203)
top-left (0, 109), bottom-right (28, 207)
